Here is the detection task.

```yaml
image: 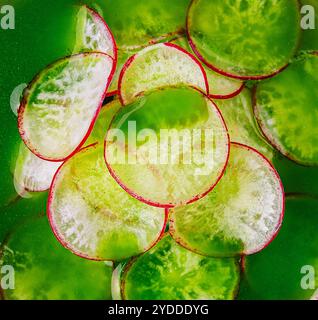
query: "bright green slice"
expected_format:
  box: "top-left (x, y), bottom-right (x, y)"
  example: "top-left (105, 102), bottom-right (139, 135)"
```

top-left (13, 142), bottom-right (61, 195)
top-left (119, 43), bottom-right (208, 105)
top-left (254, 54), bottom-right (318, 166)
top-left (105, 86), bottom-right (229, 207)
top-left (18, 53), bottom-right (115, 161)
top-left (48, 144), bottom-right (166, 261)
top-left (170, 142), bottom-right (284, 257)
top-left (187, 0), bottom-right (300, 79)
top-left (121, 235), bottom-right (240, 300)
top-left (239, 196), bottom-right (318, 300)
top-left (171, 37), bottom-right (244, 99)
top-left (87, 0), bottom-right (190, 50)
top-left (0, 216), bottom-right (112, 300)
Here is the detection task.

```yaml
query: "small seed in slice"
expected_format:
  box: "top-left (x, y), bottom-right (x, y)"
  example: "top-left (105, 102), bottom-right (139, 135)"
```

top-left (121, 235), bottom-right (240, 300)
top-left (170, 142), bottom-right (284, 257)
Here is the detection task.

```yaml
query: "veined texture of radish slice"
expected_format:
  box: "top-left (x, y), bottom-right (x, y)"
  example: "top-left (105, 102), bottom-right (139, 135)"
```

top-left (74, 6), bottom-right (117, 59)
top-left (48, 144), bottom-right (166, 261)
top-left (170, 143), bottom-right (284, 257)
top-left (18, 53), bottom-right (115, 161)
top-left (187, 0), bottom-right (300, 80)
top-left (121, 235), bottom-right (240, 300)
top-left (119, 43), bottom-right (208, 105)
top-left (105, 86), bottom-right (229, 208)
top-left (14, 142), bottom-right (61, 194)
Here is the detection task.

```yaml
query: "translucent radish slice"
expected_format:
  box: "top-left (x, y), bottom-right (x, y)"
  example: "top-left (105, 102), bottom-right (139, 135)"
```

top-left (18, 53), bottom-right (115, 161)
top-left (13, 142), bottom-right (61, 194)
top-left (105, 86), bottom-right (229, 208)
top-left (171, 37), bottom-right (244, 99)
top-left (121, 235), bottom-right (240, 300)
top-left (48, 144), bottom-right (166, 261)
top-left (73, 6), bottom-right (117, 59)
top-left (217, 89), bottom-right (274, 159)
top-left (170, 143), bottom-right (284, 257)
top-left (88, 0), bottom-right (190, 50)
top-left (119, 43), bottom-right (208, 105)
top-left (187, 0), bottom-right (300, 80)
top-left (0, 216), bottom-right (113, 300)
top-left (254, 54), bottom-right (318, 166)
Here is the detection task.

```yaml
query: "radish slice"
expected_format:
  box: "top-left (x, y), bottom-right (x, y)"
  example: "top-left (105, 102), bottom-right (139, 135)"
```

top-left (74, 6), bottom-right (117, 59)
top-left (170, 142), bottom-right (284, 257)
top-left (14, 142), bottom-right (61, 194)
top-left (1, 216), bottom-right (113, 300)
top-left (121, 235), bottom-right (240, 300)
top-left (254, 54), bottom-right (318, 166)
top-left (119, 43), bottom-right (208, 105)
top-left (105, 86), bottom-right (229, 208)
top-left (18, 53), bottom-right (115, 161)
top-left (90, 0), bottom-right (190, 50)
top-left (242, 196), bottom-right (318, 300)
top-left (187, 0), bottom-right (300, 80)
top-left (48, 144), bottom-right (166, 261)
top-left (171, 37), bottom-right (244, 99)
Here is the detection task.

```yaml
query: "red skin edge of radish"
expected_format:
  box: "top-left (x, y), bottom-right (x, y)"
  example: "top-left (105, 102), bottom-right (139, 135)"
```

top-left (118, 42), bottom-right (210, 106)
top-left (186, 0), bottom-right (297, 81)
top-left (209, 82), bottom-right (245, 100)
top-left (18, 52), bottom-right (117, 163)
top-left (169, 142), bottom-right (285, 257)
top-left (253, 53), bottom-right (318, 167)
top-left (104, 89), bottom-right (230, 209)
top-left (47, 143), bottom-right (167, 262)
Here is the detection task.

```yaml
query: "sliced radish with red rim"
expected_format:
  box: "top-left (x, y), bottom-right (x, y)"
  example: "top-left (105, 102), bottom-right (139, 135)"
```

top-left (18, 52), bottom-right (116, 161)
top-left (48, 144), bottom-right (166, 261)
top-left (118, 43), bottom-right (209, 105)
top-left (105, 86), bottom-right (229, 208)
top-left (170, 142), bottom-right (285, 257)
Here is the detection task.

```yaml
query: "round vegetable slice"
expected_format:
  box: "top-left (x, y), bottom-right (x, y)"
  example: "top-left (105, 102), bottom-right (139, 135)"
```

top-left (170, 37), bottom-right (244, 99)
top-left (0, 216), bottom-right (113, 300)
top-left (119, 43), bottom-right (208, 105)
top-left (48, 144), bottom-right (166, 261)
top-left (121, 235), bottom-right (240, 300)
top-left (187, 0), bottom-right (301, 79)
top-left (13, 142), bottom-right (61, 194)
top-left (87, 0), bottom-right (190, 50)
top-left (254, 54), bottom-right (318, 166)
top-left (73, 6), bottom-right (117, 58)
top-left (170, 142), bottom-right (284, 257)
top-left (18, 53), bottom-right (116, 161)
top-left (240, 196), bottom-right (318, 300)
top-left (105, 86), bottom-right (229, 208)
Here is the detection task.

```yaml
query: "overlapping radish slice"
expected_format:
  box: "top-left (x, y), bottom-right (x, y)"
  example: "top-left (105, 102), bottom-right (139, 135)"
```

top-left (171, 37), bottom-right (244, 99)
top-left (105, 86), bottom-right (229, 208)
top-left (1, 216), bottom-right (113, 300)
top-left (13, 142), bottom-right (61, 195)
top-left (118, 43), bottom-right (208, 105)
top-left (254, 54), bottom-right (318, 166)
top-left (170, 142), bottom-right (284, 257)
top-left (48, 144), bottom-right (166, 261)
top-left (187, 0), bottom-right (300, 79)
top-left (74, 6), bottom-right (117, 58)
top-left (18, 53), bottom-right (115, 161)
top-left (120, 235), bottom-right (240, 300)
